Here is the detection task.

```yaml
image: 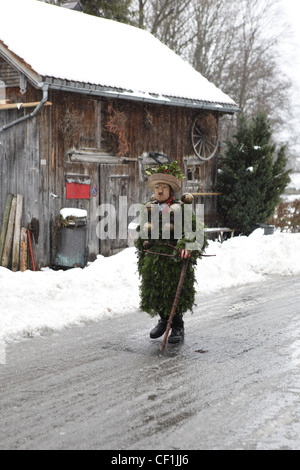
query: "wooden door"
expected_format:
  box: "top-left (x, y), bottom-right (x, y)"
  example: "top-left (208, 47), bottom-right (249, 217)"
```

top-left (99, 163), bottom-right (132, 256)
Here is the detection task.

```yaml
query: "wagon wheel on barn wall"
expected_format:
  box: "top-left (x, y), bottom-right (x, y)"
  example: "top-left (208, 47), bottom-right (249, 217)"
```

top-left (191, 114), bottom-right (219, 161)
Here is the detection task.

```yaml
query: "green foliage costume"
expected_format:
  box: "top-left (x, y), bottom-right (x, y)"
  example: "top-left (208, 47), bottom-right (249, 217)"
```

top-left (135, 163), bottom-right (207, 322)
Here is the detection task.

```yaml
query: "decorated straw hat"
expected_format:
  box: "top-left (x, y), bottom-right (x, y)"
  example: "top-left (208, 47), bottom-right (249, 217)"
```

top-left (146, 161), bottom-right (184, 193)
top-left (147, 173), bottom-right (181, 192)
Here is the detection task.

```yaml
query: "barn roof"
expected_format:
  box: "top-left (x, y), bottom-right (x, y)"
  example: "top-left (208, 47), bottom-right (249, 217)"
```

top-left (0, 0), bottom-right (238, 113)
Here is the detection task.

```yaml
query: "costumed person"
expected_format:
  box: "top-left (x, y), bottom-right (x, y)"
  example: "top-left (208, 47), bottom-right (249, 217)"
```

top-left (135, 161), bottom-right (207, 344)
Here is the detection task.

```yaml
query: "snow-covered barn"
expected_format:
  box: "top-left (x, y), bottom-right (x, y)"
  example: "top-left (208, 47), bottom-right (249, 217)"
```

top-left (0, 0), bottom-right (238, 268)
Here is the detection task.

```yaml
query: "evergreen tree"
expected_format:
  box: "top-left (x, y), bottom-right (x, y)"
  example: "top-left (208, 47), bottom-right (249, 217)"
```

top-left (80, 0), bottom-right (133, 24)
top-left (217, 113), bottom-right (291, 235)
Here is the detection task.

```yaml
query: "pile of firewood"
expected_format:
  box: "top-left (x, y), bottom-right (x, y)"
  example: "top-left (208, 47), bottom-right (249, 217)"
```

top-left (0, 194), bottom-right (35, 272)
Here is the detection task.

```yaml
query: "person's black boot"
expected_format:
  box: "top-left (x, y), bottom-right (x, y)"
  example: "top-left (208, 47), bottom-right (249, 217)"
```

top-left (168, 316), bottom-right (184, 343)
top-left (150, 317), bottom-right (168, 339)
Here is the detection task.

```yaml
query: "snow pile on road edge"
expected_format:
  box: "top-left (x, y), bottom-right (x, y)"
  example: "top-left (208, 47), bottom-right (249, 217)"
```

top-left (1, 229), bottom-right (300, 342)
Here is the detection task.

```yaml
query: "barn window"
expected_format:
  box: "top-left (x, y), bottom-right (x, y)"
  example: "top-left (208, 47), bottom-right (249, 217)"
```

top-left (183, 157), bottom-right (205, 193)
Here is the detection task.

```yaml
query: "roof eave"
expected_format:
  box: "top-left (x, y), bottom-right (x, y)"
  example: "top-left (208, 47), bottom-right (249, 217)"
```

top-left (43, 76), bottom-right (239, 114)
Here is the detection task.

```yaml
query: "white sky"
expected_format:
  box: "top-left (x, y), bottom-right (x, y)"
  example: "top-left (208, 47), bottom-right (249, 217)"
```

top-left (280, 0), bottom-right (300, 83)
top-left (278, 0), bottom-right (300, 157)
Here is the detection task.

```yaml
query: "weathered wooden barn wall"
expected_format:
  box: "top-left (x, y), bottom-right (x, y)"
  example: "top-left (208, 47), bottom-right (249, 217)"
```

top-left (0, 56), bottom-right (19, 88)
top-left (0, 80), bottom-right (221, 267)
top-left (49, 91), bottom-right (99, 260)
top-left (0, 84), bottom-right (51, 268)
top-left (102, 98), bottom-right (218, 166)
top-left (48, 93), bottom-right (220, 257)
top-left (102, 99), bottom-right (196, 159)
top-left (101, 98), bottom-right (219, 222)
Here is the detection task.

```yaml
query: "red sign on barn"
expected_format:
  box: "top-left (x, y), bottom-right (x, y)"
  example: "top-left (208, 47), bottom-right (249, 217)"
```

top-left (66, 182), bottom-right (90, 199)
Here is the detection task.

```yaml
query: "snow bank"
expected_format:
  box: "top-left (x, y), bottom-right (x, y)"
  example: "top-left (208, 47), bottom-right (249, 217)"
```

top-left (0, 248), bottom-right (139, 343)
top-left (196, 229), bottom-right (300, 292)
top-left (0, 230), bottom-right (300, 343)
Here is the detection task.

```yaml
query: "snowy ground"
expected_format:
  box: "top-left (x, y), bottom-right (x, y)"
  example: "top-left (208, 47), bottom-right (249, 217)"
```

top-left (1, 228), bottom-right (300, 344)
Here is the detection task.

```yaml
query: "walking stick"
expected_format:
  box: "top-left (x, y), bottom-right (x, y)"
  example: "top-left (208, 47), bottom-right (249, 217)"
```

top-left (161, 257), bottom-right (189, 350)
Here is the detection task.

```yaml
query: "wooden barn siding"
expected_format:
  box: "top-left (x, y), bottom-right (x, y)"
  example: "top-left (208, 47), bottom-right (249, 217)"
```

top-left (0, 57), bottom-right (19, 88)
top-left (49, 91), bottom-right (101, 262)
top-left (101, 99), bottom-right (219, 222)
top-left (102, 98), bottom-right (218, 190)
top-left (0, 86), bottom-right (52, 268)
top-left (0, 85), bottom-right (221, 267)
top-left (102, 99), bottom-right (197, 163)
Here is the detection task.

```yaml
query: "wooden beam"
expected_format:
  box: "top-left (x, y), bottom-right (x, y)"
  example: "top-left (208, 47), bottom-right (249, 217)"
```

top-left (0, 101), bottom-right (52, 110)
top-left (0, 193), bottom-right (14, 264)
top-left (1, 196), bottom-right (17, 268)
top-left (12, 194), bottom-right (23, 272)
top-left (192, 192), bottom-right (222, 196)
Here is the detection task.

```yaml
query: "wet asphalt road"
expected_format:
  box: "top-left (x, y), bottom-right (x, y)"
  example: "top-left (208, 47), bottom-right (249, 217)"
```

top-left (1, 274), bottom-right (300, 450)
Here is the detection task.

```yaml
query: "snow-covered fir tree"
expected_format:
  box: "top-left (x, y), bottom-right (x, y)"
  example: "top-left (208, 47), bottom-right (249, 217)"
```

top-left (217, 112), bottom-right (291, 235)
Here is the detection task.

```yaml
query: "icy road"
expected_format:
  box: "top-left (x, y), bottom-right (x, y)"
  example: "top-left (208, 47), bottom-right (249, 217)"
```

top-left (1, 274), bottom-right (300, 450)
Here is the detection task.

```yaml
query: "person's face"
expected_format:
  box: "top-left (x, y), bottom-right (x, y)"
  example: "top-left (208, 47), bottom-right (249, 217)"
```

top-left (154, 183), bottom-right (171, 203)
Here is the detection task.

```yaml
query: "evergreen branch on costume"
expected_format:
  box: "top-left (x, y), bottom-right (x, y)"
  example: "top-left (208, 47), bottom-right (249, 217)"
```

top-left (145, 161), bottom-right (185, 180)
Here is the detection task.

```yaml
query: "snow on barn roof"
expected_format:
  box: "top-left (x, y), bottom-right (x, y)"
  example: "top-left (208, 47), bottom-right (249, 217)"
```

top-left (0, 0), bottom-right (238, 112)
